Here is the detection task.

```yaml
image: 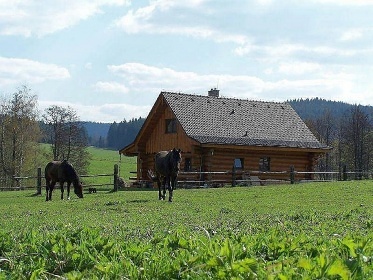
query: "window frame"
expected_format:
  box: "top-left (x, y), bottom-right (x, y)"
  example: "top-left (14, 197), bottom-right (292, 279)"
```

top-left (165, 118), bottom-right (177, 134)
top-left (259, 157), bottom-right (271, 172)
top-left (234, 158), bottom-right (244, 170)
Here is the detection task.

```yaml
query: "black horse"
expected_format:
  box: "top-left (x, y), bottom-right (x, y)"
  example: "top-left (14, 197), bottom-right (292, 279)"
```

top-left (44, 160), bottom-right (83, 201)
top-left (148, 148), bottom-right (182, 202)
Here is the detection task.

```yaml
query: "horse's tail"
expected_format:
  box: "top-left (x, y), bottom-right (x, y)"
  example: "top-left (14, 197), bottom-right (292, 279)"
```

top-left (147, 169), bottom-right (158, 181)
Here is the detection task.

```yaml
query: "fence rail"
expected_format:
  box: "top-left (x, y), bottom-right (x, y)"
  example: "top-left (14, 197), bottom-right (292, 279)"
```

top-left (0, 164), bottom-right (120, 192)
top-left (174, 166), bottom-right (372, 188)
top-left (2, 165), bottom-right (372, 191)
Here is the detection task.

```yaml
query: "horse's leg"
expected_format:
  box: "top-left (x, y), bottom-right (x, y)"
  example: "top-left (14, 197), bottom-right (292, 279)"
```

top-left (67, 182), bottom-right (71, 200)
top-left (169, 176), bottom-right (175, 202)
top-left (60, 181), bottom-right (64, 200)
top-left (49, 181), bottom-right (56, 201)
top-left (45, 179), bottom-right (50, 201)
top-left (157, 179), bottom-right (163, 200)
top-left (162, 177), bottom-right (167, 200)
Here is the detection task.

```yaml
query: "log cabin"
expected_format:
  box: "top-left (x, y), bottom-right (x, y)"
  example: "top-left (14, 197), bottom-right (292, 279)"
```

top-left (119, 90), bottom-right (330, 185)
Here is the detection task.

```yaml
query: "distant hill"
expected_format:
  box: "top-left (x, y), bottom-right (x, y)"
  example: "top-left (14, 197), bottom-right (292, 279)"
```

top-left (287, 98), bottom-right (373, 120)
top-left (81, 122), bottom-right (111, 138)
top-left (81, 122), bottom-right (111, 148)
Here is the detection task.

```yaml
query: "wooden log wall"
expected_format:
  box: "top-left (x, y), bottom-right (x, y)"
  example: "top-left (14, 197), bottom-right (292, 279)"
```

top-left (179, 146), bottom-right (316, 182)
top-left (137, 143), bottom-right (318, 183)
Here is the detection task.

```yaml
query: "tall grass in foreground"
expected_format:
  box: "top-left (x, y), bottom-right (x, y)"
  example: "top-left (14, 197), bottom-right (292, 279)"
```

top-left (0, 181), bottom-right (372, 279)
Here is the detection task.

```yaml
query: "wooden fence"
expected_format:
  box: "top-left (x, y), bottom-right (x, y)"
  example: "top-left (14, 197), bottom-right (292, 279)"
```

top-left (0, 164), bottom-right (120, 192)
top-left (174, 165), bottom-right (372, 188)
top-left (128, 165), bottom-right (373, 189)
top-left (2, 165), bottom-right (371, 191)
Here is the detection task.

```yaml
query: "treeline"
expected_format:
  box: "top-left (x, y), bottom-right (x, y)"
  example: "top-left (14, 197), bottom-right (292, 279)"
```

top-left (106, 118), bottom-right (145, 150)
top-left (288, 97), bottom-right (373, 121)
top-left (288, 98), bottom-right (373, 176)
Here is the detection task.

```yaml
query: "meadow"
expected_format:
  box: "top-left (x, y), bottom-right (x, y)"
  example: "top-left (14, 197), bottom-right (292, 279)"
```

top-left (82, 146), bottom-right (136, 188)
top-left (1, 178), bottom-right (372, 279)
top-left (28, 145), bottom-right (137, 190)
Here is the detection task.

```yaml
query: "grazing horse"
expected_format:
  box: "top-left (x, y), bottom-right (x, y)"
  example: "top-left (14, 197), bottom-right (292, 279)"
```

top-left (44, 160), bottom-right (83, 201)
top-left (148, 148), bottom-right (182, 202)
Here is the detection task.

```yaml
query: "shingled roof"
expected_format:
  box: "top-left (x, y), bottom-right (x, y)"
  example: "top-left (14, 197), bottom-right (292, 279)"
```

top-left (162, 92), bottom-right (327, 149)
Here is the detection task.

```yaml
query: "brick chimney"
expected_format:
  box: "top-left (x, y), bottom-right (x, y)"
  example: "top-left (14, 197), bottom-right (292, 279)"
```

top-left (208, 88), bottom-right (219, 97)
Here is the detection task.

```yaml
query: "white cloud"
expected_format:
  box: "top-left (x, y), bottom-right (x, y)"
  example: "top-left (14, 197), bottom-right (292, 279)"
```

top-left (106, 62), bottom-right (358, 102)
top-left (0, 57), bottom-right (70, 84)
top-left (0, 0), bottom-right (130, 37)
top-left (278, 61), bottom-right (321, 75)
top-left (93, 81), bottom-right (129, 94)
top-left (256, 0), bottom-right (274, 5)
top-left (85, 62), bottom-right (93, 70)
top-left (38, 100), bottom-right (151, 123)
top-left (312, 0), bottom-right (373, 5)
top-left (115, 1), bottom-right (252, 49)
top-left (340, 29), bottom-right (364, 41)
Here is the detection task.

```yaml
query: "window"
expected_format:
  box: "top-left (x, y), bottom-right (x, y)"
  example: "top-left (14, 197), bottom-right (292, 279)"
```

top-left (165, 119), bottom-right (177, 133)
top-left (259, 157), bottom-right (270, 171)
top-left (234, 158), bottom-right (244, 169)
top-left (184, 158), bottom-right (192, 172)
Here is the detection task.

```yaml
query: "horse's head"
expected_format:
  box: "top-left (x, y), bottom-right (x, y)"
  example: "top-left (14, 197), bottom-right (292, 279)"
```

top-left (170, 148), bottom-right (182, 173)
top-left (74, 181), bottom-right (84, 198)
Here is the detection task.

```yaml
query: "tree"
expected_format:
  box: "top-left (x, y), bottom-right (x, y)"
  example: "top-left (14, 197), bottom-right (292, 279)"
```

top-left (42, 105), bottom-right (90, 174)
top-left (107, 118), bottom-right (145, 150)
top-left (0, 86), bottom-right (41, 187)
top-left (305, 109), bottom-right (336, 178)
top-left (340, 105), bottom-right (373, 178)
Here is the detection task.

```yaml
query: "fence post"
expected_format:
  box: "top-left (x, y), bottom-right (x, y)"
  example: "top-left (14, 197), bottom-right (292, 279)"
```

top-left (232, 165), bottom-right (236, 187)
top-left (37, 167), bottom-right (42, 195)
top-left (113, 164), bottom-right (119, 192)
top-left (290, 165), bottom-right (295, 184)
top-left (342, 165), bottom-right (347, 181)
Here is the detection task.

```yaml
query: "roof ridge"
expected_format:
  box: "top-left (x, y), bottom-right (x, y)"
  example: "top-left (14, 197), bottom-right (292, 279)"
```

top-left (161, 91), bottom-right (286, 105)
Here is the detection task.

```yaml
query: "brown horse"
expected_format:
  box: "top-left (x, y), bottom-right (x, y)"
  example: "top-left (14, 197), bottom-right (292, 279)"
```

top-left (148, 148), bottom-right (182, 202)
top-left (45, 160), bottom-right (83, 201)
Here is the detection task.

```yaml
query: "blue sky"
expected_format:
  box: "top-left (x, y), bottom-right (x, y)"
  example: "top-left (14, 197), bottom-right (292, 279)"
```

top-left (1, 0), bottom-right (373, 122)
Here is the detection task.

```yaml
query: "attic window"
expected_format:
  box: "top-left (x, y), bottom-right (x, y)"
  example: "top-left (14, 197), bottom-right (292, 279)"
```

top-left (165, 118), bottom-right (177, 133)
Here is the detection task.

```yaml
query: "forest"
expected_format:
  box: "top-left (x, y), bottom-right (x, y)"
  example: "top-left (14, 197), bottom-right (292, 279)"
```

top-left (289, 98), bottom-right (373, 176)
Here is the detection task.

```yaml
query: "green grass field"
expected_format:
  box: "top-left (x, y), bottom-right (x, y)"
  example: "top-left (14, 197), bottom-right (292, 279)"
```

top-left (30, 145), bottom-right (137, 190)
top-left (83, 147), bottom-right (136, 188)
top-left (1, 180), bottom-right (372, 279)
